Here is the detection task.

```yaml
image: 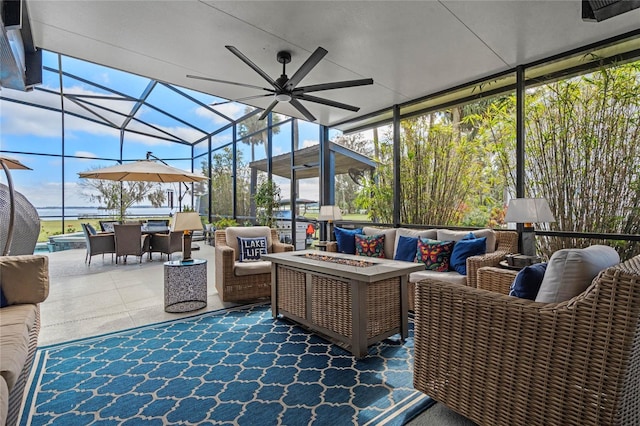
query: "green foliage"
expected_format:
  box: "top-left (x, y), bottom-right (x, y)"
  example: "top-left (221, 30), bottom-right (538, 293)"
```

top-left (238, 106), bottom-right (281, 162)
top-left (254, 179), bottom-right (281, 227)
top-left (214, 217), bottom-right (239, 229)
top-left (482, 61), bottom-right (640, 259)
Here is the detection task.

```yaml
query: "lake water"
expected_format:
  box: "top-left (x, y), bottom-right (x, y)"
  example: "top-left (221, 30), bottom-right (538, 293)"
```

top-left (37, 206), bottom-right (174, 220)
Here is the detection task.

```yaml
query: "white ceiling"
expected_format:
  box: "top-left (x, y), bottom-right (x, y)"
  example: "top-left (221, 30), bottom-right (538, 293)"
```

top-left (27, 0), bottom-right (640, 129)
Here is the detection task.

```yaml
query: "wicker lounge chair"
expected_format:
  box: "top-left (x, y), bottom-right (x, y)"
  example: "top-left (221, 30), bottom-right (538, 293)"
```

top-left (413, 254), bottom-right (640, 426)
top-left (214, 226), bottom-right (294, 302)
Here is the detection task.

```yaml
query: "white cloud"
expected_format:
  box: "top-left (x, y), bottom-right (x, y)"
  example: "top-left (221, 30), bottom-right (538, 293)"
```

top-left (302, 139), bottom-right (318, 148)
top-left (196, 103), bottom-right (245, 125)
top-left (74, 151), bottom-right (97, 159)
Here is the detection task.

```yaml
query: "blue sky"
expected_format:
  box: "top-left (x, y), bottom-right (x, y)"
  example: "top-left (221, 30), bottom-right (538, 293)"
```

top-left (1, 51), bottom-right (332, 208)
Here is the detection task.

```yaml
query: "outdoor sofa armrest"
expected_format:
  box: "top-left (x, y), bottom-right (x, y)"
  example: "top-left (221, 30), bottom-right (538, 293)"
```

top-left (0, 255), bottom-right (49, 305)
top-left (413, 259), bottom-right (640, 426)
top-left (477, 266), bottom-right (518, 294)
top-left (272, 241), bottom-right (294, 253)
top-left (325, 242), bottom-right (338, 252)
top-left (466, 249), bottom-right (511, 288)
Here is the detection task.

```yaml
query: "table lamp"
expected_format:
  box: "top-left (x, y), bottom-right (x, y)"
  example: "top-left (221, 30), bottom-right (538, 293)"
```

top-left (1, 156), bottom-right (32, 256)
top-left (504, 198), bottom-right (555, 256)
top-left (170, 212), bottom-right (203, 261)
top-left (317, 205), bottom-right (342, 241)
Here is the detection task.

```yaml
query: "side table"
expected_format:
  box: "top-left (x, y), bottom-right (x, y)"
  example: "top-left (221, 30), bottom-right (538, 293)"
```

top-left (164, 259), bottom-right (207, 313)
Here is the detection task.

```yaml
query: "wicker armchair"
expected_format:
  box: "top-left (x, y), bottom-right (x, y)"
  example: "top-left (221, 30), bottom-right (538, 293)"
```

top-left (413, 255), bottom-right (640, 426)
top-left (215, 227), bottom-right (293, 302)
top-left (477, 266), bottom-right (518, 294)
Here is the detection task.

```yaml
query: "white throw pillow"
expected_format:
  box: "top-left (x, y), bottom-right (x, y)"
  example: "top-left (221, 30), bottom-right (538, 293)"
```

top-left (362, 227), bottom-right (397, 259)
top-left (535, 245), bottom-right (619, 303)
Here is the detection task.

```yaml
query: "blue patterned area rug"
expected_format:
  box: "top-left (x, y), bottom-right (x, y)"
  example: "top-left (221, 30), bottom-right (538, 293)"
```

top-left (21, 304), bottom-right (434, 425)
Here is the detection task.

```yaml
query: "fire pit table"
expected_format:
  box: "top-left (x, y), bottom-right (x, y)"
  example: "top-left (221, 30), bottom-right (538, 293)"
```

top-left (262, 250), bottom-right (424, 357)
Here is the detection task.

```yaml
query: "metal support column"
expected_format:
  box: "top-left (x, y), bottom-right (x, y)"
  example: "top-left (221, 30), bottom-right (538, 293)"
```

top-left (392, 105), bottom-right (401, 227)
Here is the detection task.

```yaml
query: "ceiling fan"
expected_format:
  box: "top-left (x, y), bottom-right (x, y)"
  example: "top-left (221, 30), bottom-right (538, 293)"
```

top-left (187, 46), bottom-right (374, 122)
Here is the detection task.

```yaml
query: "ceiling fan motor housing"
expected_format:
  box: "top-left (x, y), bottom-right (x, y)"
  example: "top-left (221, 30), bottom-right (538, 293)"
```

top-left (277, 51), bottom-right (292, 64)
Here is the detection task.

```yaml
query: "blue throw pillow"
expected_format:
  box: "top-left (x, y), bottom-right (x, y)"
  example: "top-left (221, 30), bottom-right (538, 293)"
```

top-left (394, 235), bottom-right (419, 262)
top-left (86, 223), bottom-right (97, 235)
top-left (0, 287), bottom-right (8, 307)
top-left (449, 236), bottom-right (487, 275)
top-left (237, 236), bottom-right (268, 262)
top-left (334, 227), bottom-right (363, 255)
top-left (510, 263), bottom-right (548, 300)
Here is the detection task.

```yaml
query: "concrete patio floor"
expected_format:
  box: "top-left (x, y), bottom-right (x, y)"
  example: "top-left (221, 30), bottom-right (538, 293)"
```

top-left (39, 243), bottom-right (236, 347)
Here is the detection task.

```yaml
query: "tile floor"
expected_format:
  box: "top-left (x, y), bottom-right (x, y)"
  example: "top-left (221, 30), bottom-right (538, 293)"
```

top-left (39, 243), bottom-right (236, 346)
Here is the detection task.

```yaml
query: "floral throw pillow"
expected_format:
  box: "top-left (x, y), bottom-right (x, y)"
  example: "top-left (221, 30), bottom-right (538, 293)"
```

top-left (355, 234), bottom-right (385, 258)
top-left (417, 238), bottom-right (455, 271)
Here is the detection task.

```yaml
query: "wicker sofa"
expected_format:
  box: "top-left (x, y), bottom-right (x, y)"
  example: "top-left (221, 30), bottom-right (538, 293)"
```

top-left (214, 226), bottom-right (294, 302)
top-left (326, 227), bottom-right (518, 309)
top-left (0, 255), bottom-right (49, 426)
top-left (413, 253), bottom-right (640, 426)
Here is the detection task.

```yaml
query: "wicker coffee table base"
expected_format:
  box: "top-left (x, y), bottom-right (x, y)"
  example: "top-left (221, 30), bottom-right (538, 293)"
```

top-left (272, 264), bottom-right (405, 358)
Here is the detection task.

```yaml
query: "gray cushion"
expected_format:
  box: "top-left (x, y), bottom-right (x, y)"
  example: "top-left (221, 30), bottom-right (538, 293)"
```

top-left (0, 323), bottom-right (29, 390)
top-left (437, 229), bottom-right (497, 253)
top-left (0, 255), bottom-right (49, 305)
top-left (0, 376), bottom-right (8, 425)
top-left (0, 304), bottom-right (38, 333)
top-left (362, 227), bottom-right (397, 259)
top-left (225, 227), bottom-right (273, 261)
top-left (234, 261), bottom-right (272, 276)
top-left (535, 245), bottom-right (620, 303)
top-left (410, 270), bottom-right (467, 286)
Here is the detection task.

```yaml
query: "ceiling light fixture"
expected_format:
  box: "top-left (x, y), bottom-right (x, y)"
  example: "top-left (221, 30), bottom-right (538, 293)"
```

top-left (275, 93), bottom-right (292, 102)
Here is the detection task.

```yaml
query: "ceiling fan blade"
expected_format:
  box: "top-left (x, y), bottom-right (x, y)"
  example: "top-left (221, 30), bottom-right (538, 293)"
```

top-left (209, 94), bottom-right (272, 106)
top-left (187, 74), bottom-right (274, 92)
top-left (289, 98), bottom-right (317, 122)
top-left (296, 94), bottom-right (360, 112)
top-left (226, 46), bottom-right (279, 89)
top-left (259, 100), bottom-right (279, 120)
top-left (285, 47), bottom-right (328, 90)
top-left (294, 78), bottom-right (374, 94)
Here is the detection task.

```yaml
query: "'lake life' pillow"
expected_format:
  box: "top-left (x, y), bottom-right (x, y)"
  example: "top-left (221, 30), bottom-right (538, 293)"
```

top-left (237, 236), bottom-right (268, 262)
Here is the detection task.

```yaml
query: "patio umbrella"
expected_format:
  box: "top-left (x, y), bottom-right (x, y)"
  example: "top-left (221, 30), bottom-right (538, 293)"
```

top-left (78, 160), bottom-right (207, 183)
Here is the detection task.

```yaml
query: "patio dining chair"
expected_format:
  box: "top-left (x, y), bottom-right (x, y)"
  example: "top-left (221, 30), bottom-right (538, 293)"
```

top-left (81, 223), bottom-right (115, 266)
top-left (113, 223), bottom-right (150, 264)
top-left (150, 231), bottom-right (183, 261)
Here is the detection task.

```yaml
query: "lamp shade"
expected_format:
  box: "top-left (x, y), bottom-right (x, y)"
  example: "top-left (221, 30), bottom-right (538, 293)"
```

top-left (317, 205), bottom-right (342, 222)
top-left (504, 198), bottom-right (556, 224)
top-left (170, 212), bottom-right (203, 232)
